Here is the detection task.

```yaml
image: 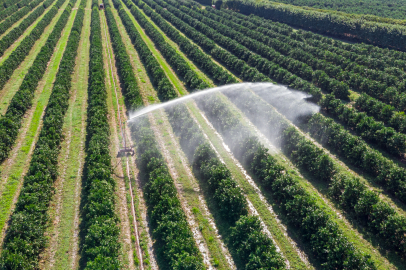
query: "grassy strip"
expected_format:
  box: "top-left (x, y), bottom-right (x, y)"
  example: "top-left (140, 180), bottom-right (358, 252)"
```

top-left (0, 0), bottom-right (56, 57)
top-left (118, 0), bottom-right (208, 91)
top-left (166, 103), bottom-right (286, 269)
top-left (105, 2), bottom-right (207, 267)
top-left (0, 0), bottom-right (63, 91)
top-left (79, 2), bottom-right (121, 268)
top-left (193, 91), bottom-right (377, 268)
top-left (0, 0), bottom-right (71, 113)
top-left (43, 0), bottom-right (90, 268)
top-left (0, 0), bottom-right (77, 246)
top-left (0, 0), bottom-right (84, 266)
top-left (0, 0), bottom-right (71, 164)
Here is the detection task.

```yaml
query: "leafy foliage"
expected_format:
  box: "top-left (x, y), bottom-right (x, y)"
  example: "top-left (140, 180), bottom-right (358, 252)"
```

top-left (122, 0), bottom-right (209, 91)
top-left (166, 103), bottom-right (285, 269)
top-left (193, 91), bottom-right (376, 268)
top-left (0, 1), bottom-right (66, 162)
top-left (0, 0), bottom-right (85, 267)
top-left (80, 3), bottom-right (121, 268)
top-left (131, 119), bottom-right (205, 270)
top-left (215, 0), bottom-right (406, 52)
top-left (320, 94), bottom-right (406, 156)
top-left (305, 113), bottom-right (406, 203)
top-left (114, 1), bottom-right (176, 101)
top-left (103, 5), bottom-right (142, 110)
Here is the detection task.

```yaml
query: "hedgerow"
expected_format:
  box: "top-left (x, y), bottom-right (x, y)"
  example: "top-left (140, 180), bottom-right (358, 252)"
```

top-left (0, 2), bottom-right (48, 57)
top-left (283, 126), bottom-right (406, 255)
top-left (0, 0), bottom-right (84, 267)
top-left (119, 0), bottom-right (208, 91)
top-left (320, 94), bottom-right (406, 156)
top-left (131, 118), bottom-right (205, 269)
top-left (306, 112), bottom-right (406, 203)
top-left (193, 91), bottom-right (376, 268)
top-left (0, 4), bottom-right (17, 21)
top-left (166, 103), bottom-right (286, 269)
top-left (0, 3), bottom-right (67, 162)
top-left (103, 4), bottom-right (142, 110)
top-left (0, 6), bottom-right (30, 36)
top-left (150, 0), bottom-right (323, 98)
top-left (134, 0), bottom-right (236, 86)
top-left (113, 1), bottom-right (176, 101)
top-left (80, 2), bottom-right (121, 269)
top-left (81, 3), bottom-right (122, 269)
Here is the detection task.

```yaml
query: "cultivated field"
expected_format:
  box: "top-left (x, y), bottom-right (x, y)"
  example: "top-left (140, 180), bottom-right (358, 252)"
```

top-left (0, 0), bottom-right (406, 269)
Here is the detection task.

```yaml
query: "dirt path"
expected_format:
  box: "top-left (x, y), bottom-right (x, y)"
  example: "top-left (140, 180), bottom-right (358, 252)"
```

top-left (0, 0), bottom-right (57, 65)
top-left (100, 9), bottom-right (144, 268)
top-left (0, 0), bottom-right (71, 113)
top-left (38, 1), bottom-right (90, 268)
top-left (0, 2), bottom-right (79, 246)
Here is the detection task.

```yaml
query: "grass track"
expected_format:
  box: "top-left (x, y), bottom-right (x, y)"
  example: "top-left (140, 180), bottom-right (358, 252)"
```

top-left (40, 1), bottom-right (91, 269)
top-left (0, 1), bottom-right (45, 41)
top-left (0, 0), bottom-right (50, 65)
top-left (100, 8), bottom-right (136, 268)
top-left (118, 1), bottom-right (312, 268)
top-left (0, 0), bottom-right (70, 114)
top-left (0, 1), bottom-right (78, 246)
top-left (111, 1), bottom-right (244, 268)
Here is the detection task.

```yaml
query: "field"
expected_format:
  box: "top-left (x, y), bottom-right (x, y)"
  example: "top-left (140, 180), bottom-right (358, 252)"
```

top-left (0, 0), bottom-right (406, 269)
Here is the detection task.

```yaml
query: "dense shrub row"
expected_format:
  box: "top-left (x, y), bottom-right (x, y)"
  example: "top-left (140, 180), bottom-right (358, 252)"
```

top-left (122, 0), bottom-right (208, 91)
top-left (214, 0), bottom-right (406, 52)
top-left (307, 113), bottom-right (406, 203)
top-left (0, 1), bottom-right (70, 163)
top-left (166, 103), bottom-right (286, 269)
top-left (113, 2), bottom-right (175, 101)
top-left (103, 4), bottom-right (142, 110)
top-left (224, 88), bottom-right (406, 257)
top-left (0, 6), bottom-right (30, 36)
top-left (211, 8), bottom-right (406, 82)
top-left (218, 7), bottom-right (406, 69)
top-left (283, 127), bottom-right (406, 255)
top-left (0, 4), bottom-right (17, 21)
top-left (106, 2), bottom-right (208, 267)
top-left (0, 2), bottom-right (48, 56)
top-left (143, 0), bottom-right (269, 84)
top-left (80, 3), bottom-right (121, 268)
top-left (193, 92), bottom-right (376, 268)
top-left (320, 94), bottom-right (406, 156)
top-left (152, 0), bottom-right (323, 99)
top-left (0, 1), bottom-right (83, 267)
top-left (0, 4), bottom-right (57, 90)
top-left (202, 7), bottom-right (406, 110)
top-left (136, 0), bottom-right (235, 86)
top-left (188, 6), bottom-right (351, 100)
top-left (355, 94), bottom-right (406, 133)
top-left (131, 119), bottom-right (205, 269)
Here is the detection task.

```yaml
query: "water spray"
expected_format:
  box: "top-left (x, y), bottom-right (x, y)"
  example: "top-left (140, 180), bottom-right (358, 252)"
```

top-left (127, 82), bottom-right (319, 123)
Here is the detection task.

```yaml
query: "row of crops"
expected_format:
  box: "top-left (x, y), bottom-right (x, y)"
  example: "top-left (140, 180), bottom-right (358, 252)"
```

top-left (0, 0), bottom-right (406, 267)
top-left (121, 0), bottom-right (406, 267)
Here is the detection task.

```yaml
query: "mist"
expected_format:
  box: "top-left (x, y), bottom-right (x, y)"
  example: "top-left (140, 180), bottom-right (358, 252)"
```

top-left (128, 82), bottom-right (320, 149)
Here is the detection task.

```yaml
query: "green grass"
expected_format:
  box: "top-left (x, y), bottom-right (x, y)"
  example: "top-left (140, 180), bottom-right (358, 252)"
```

top-left (0, 3), bottom-right (78, 244)
top-left (0, 0), bottom-right (55, 66)
top-left (101, 9), bottom-right (135, 267)
top-left (131, 2), bottom-right (215, 88)
top-left (186, 100), bottom-right (312, 269)
top-left (0, 0), bottom-right (71, 114)
top-left (0, 0), bottom-right (46, 41)
top-left (44, 0), bottom-right (91, 268)
top-left (109, 2), bottom-right (235, 267)
top-left (118, 0), bottom-right (187, 96)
